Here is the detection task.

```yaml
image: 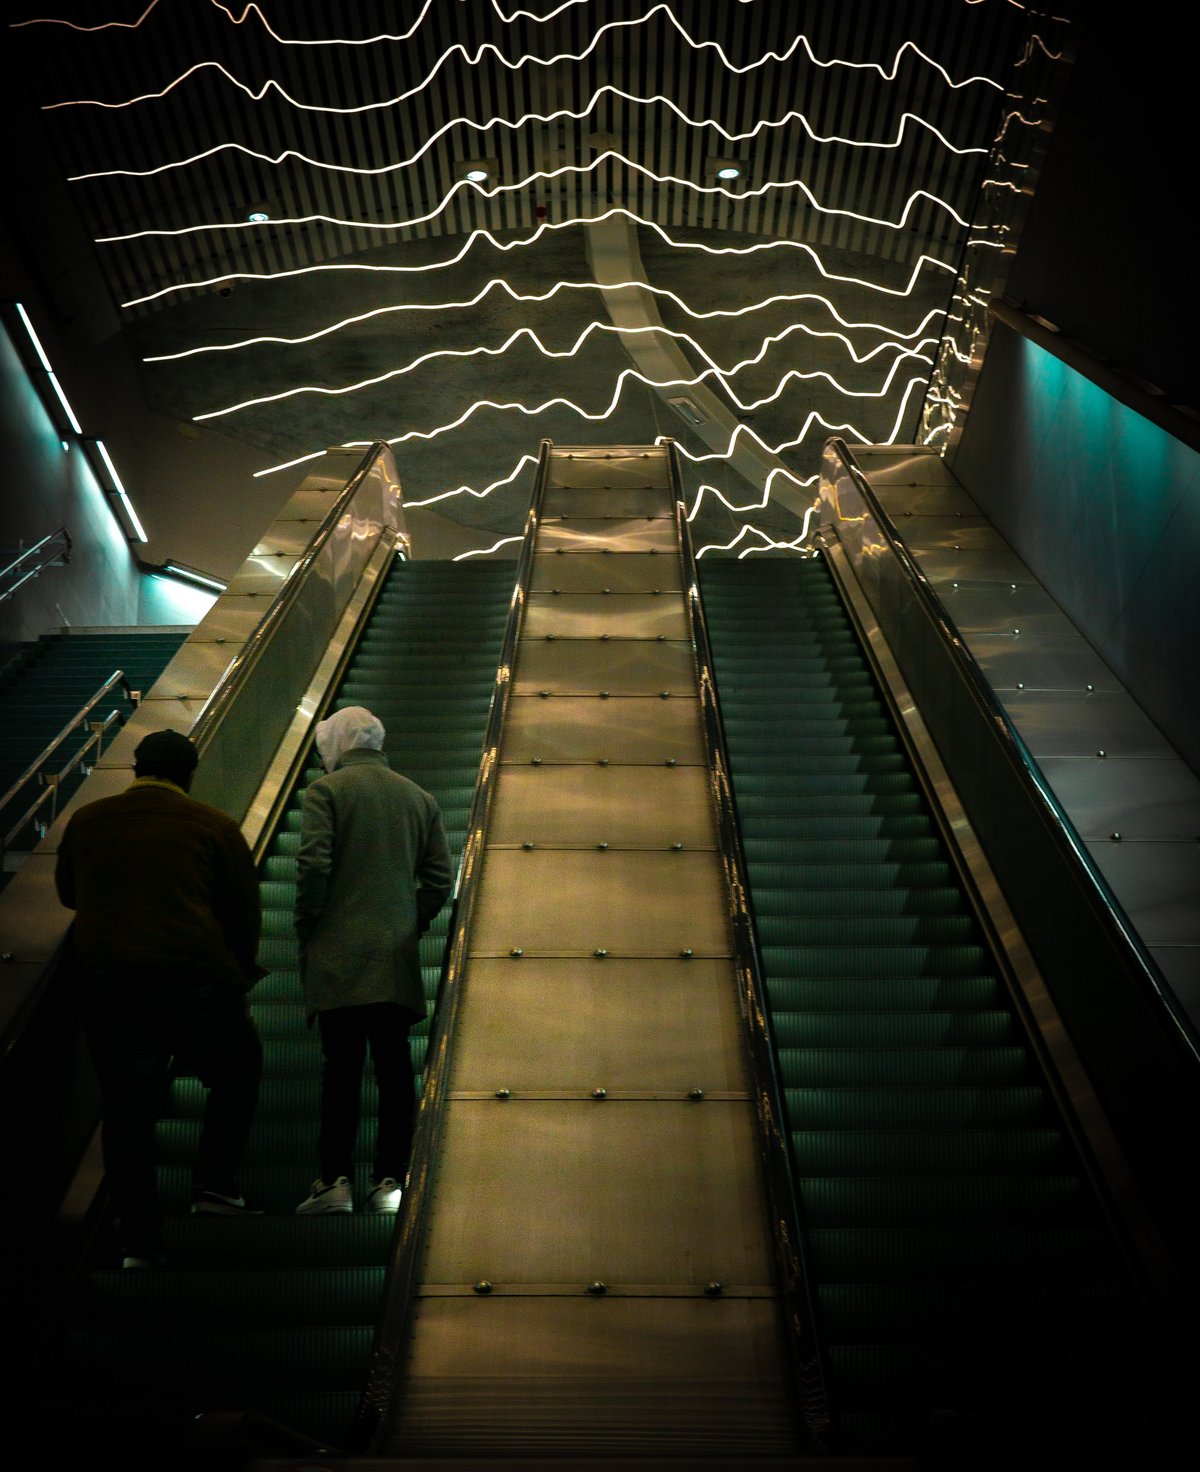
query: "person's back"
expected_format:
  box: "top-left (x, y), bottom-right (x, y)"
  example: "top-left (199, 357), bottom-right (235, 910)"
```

top-left (293, 707), bottom-right (452, 1216)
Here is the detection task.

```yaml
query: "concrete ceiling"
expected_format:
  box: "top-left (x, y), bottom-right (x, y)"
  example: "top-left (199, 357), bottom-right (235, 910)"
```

top-left (5, 0), bottom-right (1033, 562)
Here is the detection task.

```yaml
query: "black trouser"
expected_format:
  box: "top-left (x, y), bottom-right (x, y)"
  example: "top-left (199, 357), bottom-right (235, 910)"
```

top-left (81, 965), bottom-right (262, 1254)
top-left (316, 1002), bottom-right (416, 1184)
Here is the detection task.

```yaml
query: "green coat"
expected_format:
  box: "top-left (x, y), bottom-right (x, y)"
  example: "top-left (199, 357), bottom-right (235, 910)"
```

top-left (294, 748), bottom-right (453, 1019)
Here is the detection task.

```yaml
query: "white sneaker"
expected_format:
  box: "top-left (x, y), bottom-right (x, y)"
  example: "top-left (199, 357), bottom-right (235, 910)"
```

top-left (295, 1176), bottom-right (353, 1214)
top-left (366, 1176), bottom-right (402, 1213)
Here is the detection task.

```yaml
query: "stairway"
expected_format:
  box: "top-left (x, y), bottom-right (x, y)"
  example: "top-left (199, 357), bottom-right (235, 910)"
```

top-left (29, 559), bottom-right (513, 1458)
top-left (1, 629), bottom-right (187, 864)
top-left (698, 553), bottom-right (1162, 1461)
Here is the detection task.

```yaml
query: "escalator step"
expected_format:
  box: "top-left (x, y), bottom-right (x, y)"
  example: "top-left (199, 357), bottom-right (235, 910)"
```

top-left (766, 974), bottom-right (1001, 1011)
top-left (789, 1128), bottom-right (1070, 1174)
top-left (760, 943), bottom-right (990, 978)
top-left (783, 1085), bottom-right (1050, 1128)
top-left (796, 1174), bottom-right (1098, 1227)
top-left (82, 1267), bottom-right (387, 1326)
top-left (757, 915), bottom-right (976, 947)
top-left (769, 1011), bottom-right (1019, 1047)
top-left (777, 1046), bottom-right (1035, 1087)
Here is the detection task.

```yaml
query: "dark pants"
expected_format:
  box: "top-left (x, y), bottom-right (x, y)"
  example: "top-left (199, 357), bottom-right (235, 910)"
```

top-left (316, 1002), bottom-right (416, 1184)
top-left (81, 965), bottom-right (262, 1254)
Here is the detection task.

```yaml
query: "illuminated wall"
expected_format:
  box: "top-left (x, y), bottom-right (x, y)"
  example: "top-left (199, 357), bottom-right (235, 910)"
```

top-left (952, 321), bottom-right (1200, 774)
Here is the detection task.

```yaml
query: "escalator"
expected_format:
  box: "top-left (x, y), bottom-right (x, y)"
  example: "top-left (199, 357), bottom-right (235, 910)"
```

top-left (25, 556), bottom-right (513, 1460)
top-left (698, 553), bottom-right (1180, 1461)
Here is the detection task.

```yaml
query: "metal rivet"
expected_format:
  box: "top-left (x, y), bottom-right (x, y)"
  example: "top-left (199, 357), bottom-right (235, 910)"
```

top-left (679, 948), bottom-right (694, 959)
top-left (596, 842), bottom-right (608, 850)
top-left (545, 634), bottom-right (555, 641)
top-left (1097, 750), bottom-right (1106, 758)
top-left (953, 544), bottom-right (960, 551)
top-left (671, 842), bottom-right (683, 851)
top-left (1013, 628), bottom-right (1020, 635)
top-left (522, 841), bottom-right (535, 850)
top-left (587, 1281), bottom-right (607, 1294)
top-left (602, 547), bottom-right (611, 554)
top-left (688, 1088), bottom-right (705, 1101)
top-left (599, 690), bottom-right (610, 699)
top-left (594, 948), bottom-right (608, 958)
top-left (597, 758), bottom-right (609, 766)
top-left (539, 689), bottom-right (551, 698)
top-left (704, 1281), bottom-right (723, 1297)
top-left (1087, 684), bottom-right (1095, 691)
top-left (1011, 584), bottom-right (1018, 590)
top-left (657, 633), bottom-right (666, 641)
top-left (659, 691), bottom-right (671, 699)
top-left (530, 758), bottom-right (542, 766)
top-left (552, 588), bottom-right (561, 595)
top-left (652, 588), bottom-right (661, 595)
top-left (665, 758), bottom-right (677, 767)
top-left (1111, 831), bottom-right (1122, 841)
top-left (555, 547), bottom-right (564, 554)
top-left (602, 587), bottom-right (611, 594)
top-left (1016, 682), bottom-right (1024, 689)
top-left (495, 1088), bottom-right (511, 1100)
top-left (510, 947), bottom-right (523, 957)
top-left (591, 1088), bottom-right (607, 1101)
top-left (473, 1281), bottom-right (493, 1294)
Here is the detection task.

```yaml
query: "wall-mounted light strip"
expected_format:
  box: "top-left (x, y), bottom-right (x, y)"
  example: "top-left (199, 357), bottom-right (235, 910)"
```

top-left (14, 301), bottom-right (83, 434)
top-left (88, 438), bottom-right (149, 542)
top-left (160, 559), bottom-right (227, 592)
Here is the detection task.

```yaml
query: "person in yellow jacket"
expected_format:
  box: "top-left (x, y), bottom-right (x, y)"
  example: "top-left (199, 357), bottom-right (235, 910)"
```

top-left (55, 729), bottom-right (264, 1267)
top-left (293, 706), bottom-right (452, 1216)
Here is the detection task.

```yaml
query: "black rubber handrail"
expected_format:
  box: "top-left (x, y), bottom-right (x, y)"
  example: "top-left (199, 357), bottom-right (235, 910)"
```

top-left (669, 444), bottom-right (838, 1454)
top-left (354, 439), bottom-right (551, 1452)
top-left (825, 435), bottom-right (1200, 1069)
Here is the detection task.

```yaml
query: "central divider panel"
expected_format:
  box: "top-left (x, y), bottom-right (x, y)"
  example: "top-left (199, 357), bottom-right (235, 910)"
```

top-left (382, 446), bottom-right (800, 1459)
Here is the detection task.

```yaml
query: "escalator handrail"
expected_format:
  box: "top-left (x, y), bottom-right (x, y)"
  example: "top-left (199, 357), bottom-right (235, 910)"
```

top-left (188, 442), bottom-right (386, 751)
top-left (669, 445), bottom-right (838, 1454)
top-left (354, 438), bottom-right (552, 1451)
top-left (824, 435), bottom-right (1200, 1068)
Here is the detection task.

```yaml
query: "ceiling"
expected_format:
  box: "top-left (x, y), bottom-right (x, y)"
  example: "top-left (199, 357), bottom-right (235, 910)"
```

top-left (7, 0), bottom-right (1035, 558)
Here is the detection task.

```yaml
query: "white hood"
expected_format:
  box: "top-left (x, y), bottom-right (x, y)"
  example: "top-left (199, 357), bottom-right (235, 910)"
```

top-left (315, 705), bottom-right (385, 772)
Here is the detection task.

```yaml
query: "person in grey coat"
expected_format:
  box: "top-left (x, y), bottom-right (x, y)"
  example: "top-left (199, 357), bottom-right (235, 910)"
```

top-left (293, 705), bottom-right (453, 1214)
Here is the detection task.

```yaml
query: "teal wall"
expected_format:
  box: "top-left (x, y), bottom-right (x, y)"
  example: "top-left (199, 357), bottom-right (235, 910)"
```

top-left (953, 322), bottom-right (1200, 773)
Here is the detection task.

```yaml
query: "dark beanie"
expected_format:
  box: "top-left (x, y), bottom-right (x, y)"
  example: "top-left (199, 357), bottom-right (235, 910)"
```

top-left (134, 729), bottom-right (199, 780)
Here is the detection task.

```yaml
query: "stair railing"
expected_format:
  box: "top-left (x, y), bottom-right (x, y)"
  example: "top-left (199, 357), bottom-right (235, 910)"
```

top-left (0, 668), bottom-right (133, 861)
top-left (0, 528), bottom-right (72, 605)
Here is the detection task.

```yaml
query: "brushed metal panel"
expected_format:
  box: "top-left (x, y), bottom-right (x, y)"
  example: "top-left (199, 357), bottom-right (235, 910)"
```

top-left (122, 639), bottom-right (242, 700)
top-left (1001, 690), bottom-right (1177, 758)
top-left (910, 546), bottom-right (1040, 585)
top-left (523, 593), bottom-right (689, 640)
top-left (542, 486), bottom-right (674, 518)
top-left (970, 636), bottom-right (1123, 692)
top-left (513, 639), bottom-right (696, 695)
top-left (935, 583), bottom-right (1079, 637)
top-left (873, 486), bottom-right (985, 517)
top-left (452, 957), bottom-right (748, 1093)
top-left (1084, 841), bottom-right (1200, 944)
top-left (1149, 946), bottom-right (1200, 1020)
top-left (273, 489), bottom-right (343, 521)
top-left (898, 518), bottom-right (1007, 551)
top-left (91, 700), bottom-right (210, 766)
top-left (222, 568), bottom-right (297, 596)
top-left (1037, 757), bottom-right (1200, 839)
top-left (0, 854), bottom-right (72, 961)
top-left (547, 451), bottom-right (670, 491)
top-left (425, 1100), bottom-right (771, 1283)
top-left (852, 447), bottom-right (960, 486)
top-left (471, 849), bottom-right (731, 955)
top-left (389, 1299), bottom-right (794, 1457)
top-left (538, 518), bottom-right (678, 553)
top-left (487, 765), bottom-right (717, 847)
top-left (188, 603), bottom-right (271, 645)
top-left (502, 694), bottom-right (706, 765)
top-left (250, 526), bottom-right (322, 559)
top-left (529, 552), bottom-right (682, 594)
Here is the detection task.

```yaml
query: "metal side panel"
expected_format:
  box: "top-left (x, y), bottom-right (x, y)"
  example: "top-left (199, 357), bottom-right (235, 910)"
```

top-left (538, 518), bottom-right (679, 552)
top-left (513, 639), bottom-right (697, 695)
top-left (543, 486), bottom-right (675, 518)
top-left (501, 693), bottom-right (707, 764)
top-left (487, 764), bottom-right (717, 848)
top-left (470, 847), bottom-right (732, 956)
top-left (546, 446), bottom-right (672, 490)
top-left (522, 592), bottom-right (690, 640)
top-left (450, 957), bottom-right (749, 1094)
top-left (529, 552), bottom-right (683, 594)
top-left (387, 1299), bottom-right (796, 1459)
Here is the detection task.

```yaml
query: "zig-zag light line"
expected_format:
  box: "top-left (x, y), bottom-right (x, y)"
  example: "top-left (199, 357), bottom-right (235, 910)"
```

top-left (404, 453), bottom-right (540, 508)
top-left (33, 5), bottom-right (1003, 113)
top-left (189, 319), bottom-right (937, 423)
top-left (144, 279), bottom-right (946, 363)
top-left (686, 468), bottom-right (819, 521)
top-left (66, 94), bottom-right (985, 183)
top-left (93, 150), bottom-right (974, 244)
top-left (121, 206), bottom-right (957, 310)
top-left (694, 517), bottom-right (819, 559)
top-left (453, 534), bottom-right (526, 561)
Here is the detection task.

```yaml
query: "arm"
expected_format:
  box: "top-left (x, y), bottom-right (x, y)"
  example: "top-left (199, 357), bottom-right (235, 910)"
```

top-left (415, 806), bottom-right (453, 935)
top-left (215, 820), bottom-right (264, 987)
top-left (295, 780), bottom-right (335, 944)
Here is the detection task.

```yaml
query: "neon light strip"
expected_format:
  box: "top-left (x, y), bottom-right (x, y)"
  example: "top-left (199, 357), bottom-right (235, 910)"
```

top-left (15, 301), bottom-right (84, 432)
top-left (95, 439), bottom-right (149, 541)
top-left (686, 468), bottom-right (819, 520)
top-left (144, 280), bottom-right (946, 363)
top-left (34, 6), bottom-right (1003, 112)
top-left (694, 515), bottom-right (820, 559)
top-left (404, 454), bottom-right (540, 508)
top-left (122, 207), bottom-right (956, 310)
top-left (190, 321), bottom-right (937, 423)
top-left (453, 534), bottom-right (525, 561)
top-left (93, 150), bottom-right (974, 243)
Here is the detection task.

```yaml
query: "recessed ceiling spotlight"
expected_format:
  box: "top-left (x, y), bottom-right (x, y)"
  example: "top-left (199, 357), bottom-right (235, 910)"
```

top-left (247, 209), bottom-right (270, 223)
top-left (464, 168), bottom-right (490, 183)
top-left (716, 165), bottom-right (742, 180)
